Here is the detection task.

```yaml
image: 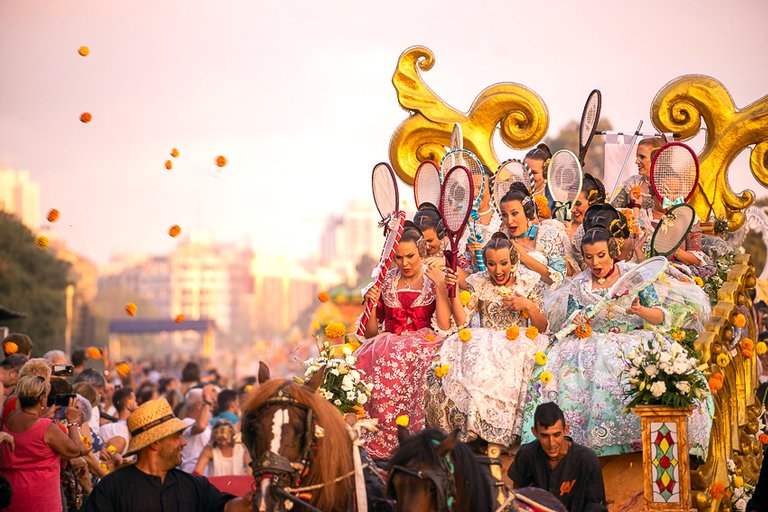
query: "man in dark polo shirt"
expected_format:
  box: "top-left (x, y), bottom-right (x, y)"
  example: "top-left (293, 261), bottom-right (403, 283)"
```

top-left (86, 398), bottom-right (252, 512)
top-left (508, 402), bottom-right (607, 512)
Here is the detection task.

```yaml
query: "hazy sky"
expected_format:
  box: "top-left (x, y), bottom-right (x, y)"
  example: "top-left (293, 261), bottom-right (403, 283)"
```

top-left (1, 0), bottom-right (767, 264)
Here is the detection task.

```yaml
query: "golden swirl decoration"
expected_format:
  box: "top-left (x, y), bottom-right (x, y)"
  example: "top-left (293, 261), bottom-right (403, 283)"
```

top-left (389, 46), bottom-right (549, 184)
top-left (652, 75), bottom-right (768, 230)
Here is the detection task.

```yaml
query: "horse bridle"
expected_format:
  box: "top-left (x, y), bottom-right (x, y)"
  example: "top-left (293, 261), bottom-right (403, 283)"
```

top-left (248, 382), bottom-right (319, 506)
top-left (387, 446), bottom-right (457, 512)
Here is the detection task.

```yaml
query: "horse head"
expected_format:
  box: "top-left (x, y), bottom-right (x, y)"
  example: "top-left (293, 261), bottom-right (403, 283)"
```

top-left (387, 427), bottom-right (494, 512)
top-left (241, 362), bottom-right (354, 512)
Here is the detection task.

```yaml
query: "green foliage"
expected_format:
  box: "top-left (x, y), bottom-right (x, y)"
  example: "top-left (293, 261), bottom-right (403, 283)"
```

top-left (0, 212), bottom-right (71, 355)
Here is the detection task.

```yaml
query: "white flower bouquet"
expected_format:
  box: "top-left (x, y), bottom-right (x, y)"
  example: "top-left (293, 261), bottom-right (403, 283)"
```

top-left (301, 339), bottom-right (373, 416)
top-left (621, 333), bottom-right (708, 409)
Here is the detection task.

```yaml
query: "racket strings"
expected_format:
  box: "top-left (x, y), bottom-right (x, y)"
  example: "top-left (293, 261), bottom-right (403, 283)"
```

top-left (652, 206), bottom-right (695, 255)
top-left (441, 170), bottom-right (473, 233)
top-left (652, 147), bottom-right (697, 200)
top-left (580, 99), bottom-right (600, 144)
top-left (372, 164), bottom-right (398, 218)
top-left (415, 163), bottom-right (442, 207)
top-left (491, 161), bottom-right (527, 214)
top-left (609, 258), bottom-right (667, 298)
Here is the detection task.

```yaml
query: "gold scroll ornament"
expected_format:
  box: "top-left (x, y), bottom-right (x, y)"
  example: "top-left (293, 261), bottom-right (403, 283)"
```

top-left (389, 46), bottom-right (549, 184)
top-left (651, 75), bottom-right (768, 230)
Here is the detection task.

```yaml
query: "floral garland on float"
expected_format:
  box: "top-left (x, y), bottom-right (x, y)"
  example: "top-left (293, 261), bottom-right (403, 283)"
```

top-left (299, 321), bottom-right (373, 418)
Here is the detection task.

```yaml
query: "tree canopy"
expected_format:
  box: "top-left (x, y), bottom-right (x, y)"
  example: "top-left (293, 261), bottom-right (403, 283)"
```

top-left (0, 212), bottom-right (71, 355)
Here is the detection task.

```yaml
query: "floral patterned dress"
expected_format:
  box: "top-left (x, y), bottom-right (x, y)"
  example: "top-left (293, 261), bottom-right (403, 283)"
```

top-left (521, 262), bottom-right (713, 457)
top-left (425, 268), bottom-right (548, 446)
top-left (502, 219), bottom-right (569, 290)
top-left (355, 268), bottom-right (443, 459)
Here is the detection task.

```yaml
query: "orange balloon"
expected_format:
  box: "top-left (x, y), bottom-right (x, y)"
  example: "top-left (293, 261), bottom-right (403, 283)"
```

top-left (125, 302), bottom-right (137, 317)
top-left (216, 155), bottom-right (227, 167)
top-left (168, 225), bottom-right (181, 237)
top-left (165, 160), bottom-right (173, 170)
top-left (175, 314), bottom-right (185, 323)
top-left (116, 362), bottom-right (131, 378)
top-left (35, 234), bottom-right (49, 249)
top-left (3, 341), bottom-right (19, 355)
top-left (80, 112), bottom-right (92, 123)
top-left (86, 347), bottom-right (102, 359)
top-left (78, 46), bottom-right (90, 57)
top-left (170, 148), bottom-right (180, 158)
top-left (47, 208), bottom-right (60, 222)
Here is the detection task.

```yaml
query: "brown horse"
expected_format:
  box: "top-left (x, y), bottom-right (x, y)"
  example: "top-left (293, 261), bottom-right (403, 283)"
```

top-left (242, 364), bottom-right (354, 511)
top-left (242, 363), bottom-right (392, 512)
top-left (388, 426), bottom-right (495, 512)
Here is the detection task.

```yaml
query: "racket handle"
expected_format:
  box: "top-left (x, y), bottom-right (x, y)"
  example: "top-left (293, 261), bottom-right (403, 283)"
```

top-left (356, 298), bottom-right (374, 337)
top-left (554, 322), bottom-right (578, 341)
top-left (444, 249), bottom-right (457, 298)
top-left (474, 250), bottom-right (485, 272)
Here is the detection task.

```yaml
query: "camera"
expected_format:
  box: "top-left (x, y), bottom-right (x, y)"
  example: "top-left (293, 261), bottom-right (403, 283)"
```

top-left (52, 364), bottom-right (74, 376)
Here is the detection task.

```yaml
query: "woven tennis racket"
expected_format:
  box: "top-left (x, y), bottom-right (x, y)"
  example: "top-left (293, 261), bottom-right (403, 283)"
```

top-left (578, 89), bottom-right (602, 166)
top-left (491, 159), bottom-right (529, 216)
top-left (555, 256), bottom-right (669, 340)
top-left (649, 142), bottom-right (699, 208)
top-left (650, 203), bottom-right (695, 257)
top-left (439, 166), bottom-right (474, 298)
top-left (440, 149), bottom-right (486, 271)
top-left (414, 160), bottom-right (442, 209)
top-left (547, 150), bottom-right (583, 222)
top-left (356, 211), bottom-right (407, 337)
top-left (371, 162), bottom-right (400, 222)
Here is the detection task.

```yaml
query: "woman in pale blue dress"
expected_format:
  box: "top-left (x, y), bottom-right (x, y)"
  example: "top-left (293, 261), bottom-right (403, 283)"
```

top-left (521, 225), bottom-right (713, 457)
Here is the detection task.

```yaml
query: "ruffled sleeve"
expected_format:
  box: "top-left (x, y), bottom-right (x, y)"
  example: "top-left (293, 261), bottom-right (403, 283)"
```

top-left (535, 221), bottom-right (568, 289)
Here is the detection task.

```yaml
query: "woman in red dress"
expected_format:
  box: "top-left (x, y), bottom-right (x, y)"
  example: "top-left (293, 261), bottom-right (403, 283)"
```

top-left (356, 223), bottom-right (455, 460)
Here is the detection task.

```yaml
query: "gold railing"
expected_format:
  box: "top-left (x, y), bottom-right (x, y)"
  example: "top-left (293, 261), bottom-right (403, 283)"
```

top-left (692, 253), bottom-right (762, 511)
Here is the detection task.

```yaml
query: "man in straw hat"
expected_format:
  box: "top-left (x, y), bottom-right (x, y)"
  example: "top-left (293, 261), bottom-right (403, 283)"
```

top-left (86, 398), bottom-right (252, 511)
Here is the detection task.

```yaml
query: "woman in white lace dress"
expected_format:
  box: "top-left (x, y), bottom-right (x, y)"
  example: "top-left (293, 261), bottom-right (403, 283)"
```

top-left (425, 233), bottom-right (549, 447)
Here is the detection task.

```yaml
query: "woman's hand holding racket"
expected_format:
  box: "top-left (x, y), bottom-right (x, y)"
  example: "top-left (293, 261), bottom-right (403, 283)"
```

top-left (363, 285), bottom-right (381, 305)
top-left (443, 268), bottom-right (460, 291)
top-left (425, 264), bottom-right (446, 287)
top-left (625, 297), bottom-right (644, 316)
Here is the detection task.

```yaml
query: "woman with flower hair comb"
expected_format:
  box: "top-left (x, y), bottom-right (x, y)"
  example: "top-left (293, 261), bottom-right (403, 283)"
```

top-left (497, 182), bottom-right (569, 288)
top-left (611, 137), bottom-right (665, 210)
top-left (355, 222), bottom-right (454, 460)
top-left (521, 223), bottom-right (712, 458)
top-left (567, 173), bottom-right (606, 270)
top-left (425, 232), bottom-right (548, 449)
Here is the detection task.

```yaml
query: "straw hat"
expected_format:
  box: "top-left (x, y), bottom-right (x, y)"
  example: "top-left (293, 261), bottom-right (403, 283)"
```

top-left (125, 398), bottom-right (190, 455)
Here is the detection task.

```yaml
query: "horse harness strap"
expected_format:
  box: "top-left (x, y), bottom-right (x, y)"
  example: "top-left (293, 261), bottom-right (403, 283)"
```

top-left (388, 450), bottom-right (457, 512)
top-left (251, 381), bottom-right (317, 487)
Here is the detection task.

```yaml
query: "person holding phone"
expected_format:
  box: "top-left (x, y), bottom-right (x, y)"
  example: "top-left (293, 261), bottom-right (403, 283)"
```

top-left (0, 375), bottom-right (87, 512)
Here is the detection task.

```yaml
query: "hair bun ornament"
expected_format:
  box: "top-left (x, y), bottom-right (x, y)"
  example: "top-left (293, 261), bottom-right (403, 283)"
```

top-left (490, 231), bottom-right (510, 241)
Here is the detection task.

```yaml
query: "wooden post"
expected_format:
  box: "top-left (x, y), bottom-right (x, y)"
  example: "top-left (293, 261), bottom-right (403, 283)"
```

top-left (633, 405), bottom-right (693, 511)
